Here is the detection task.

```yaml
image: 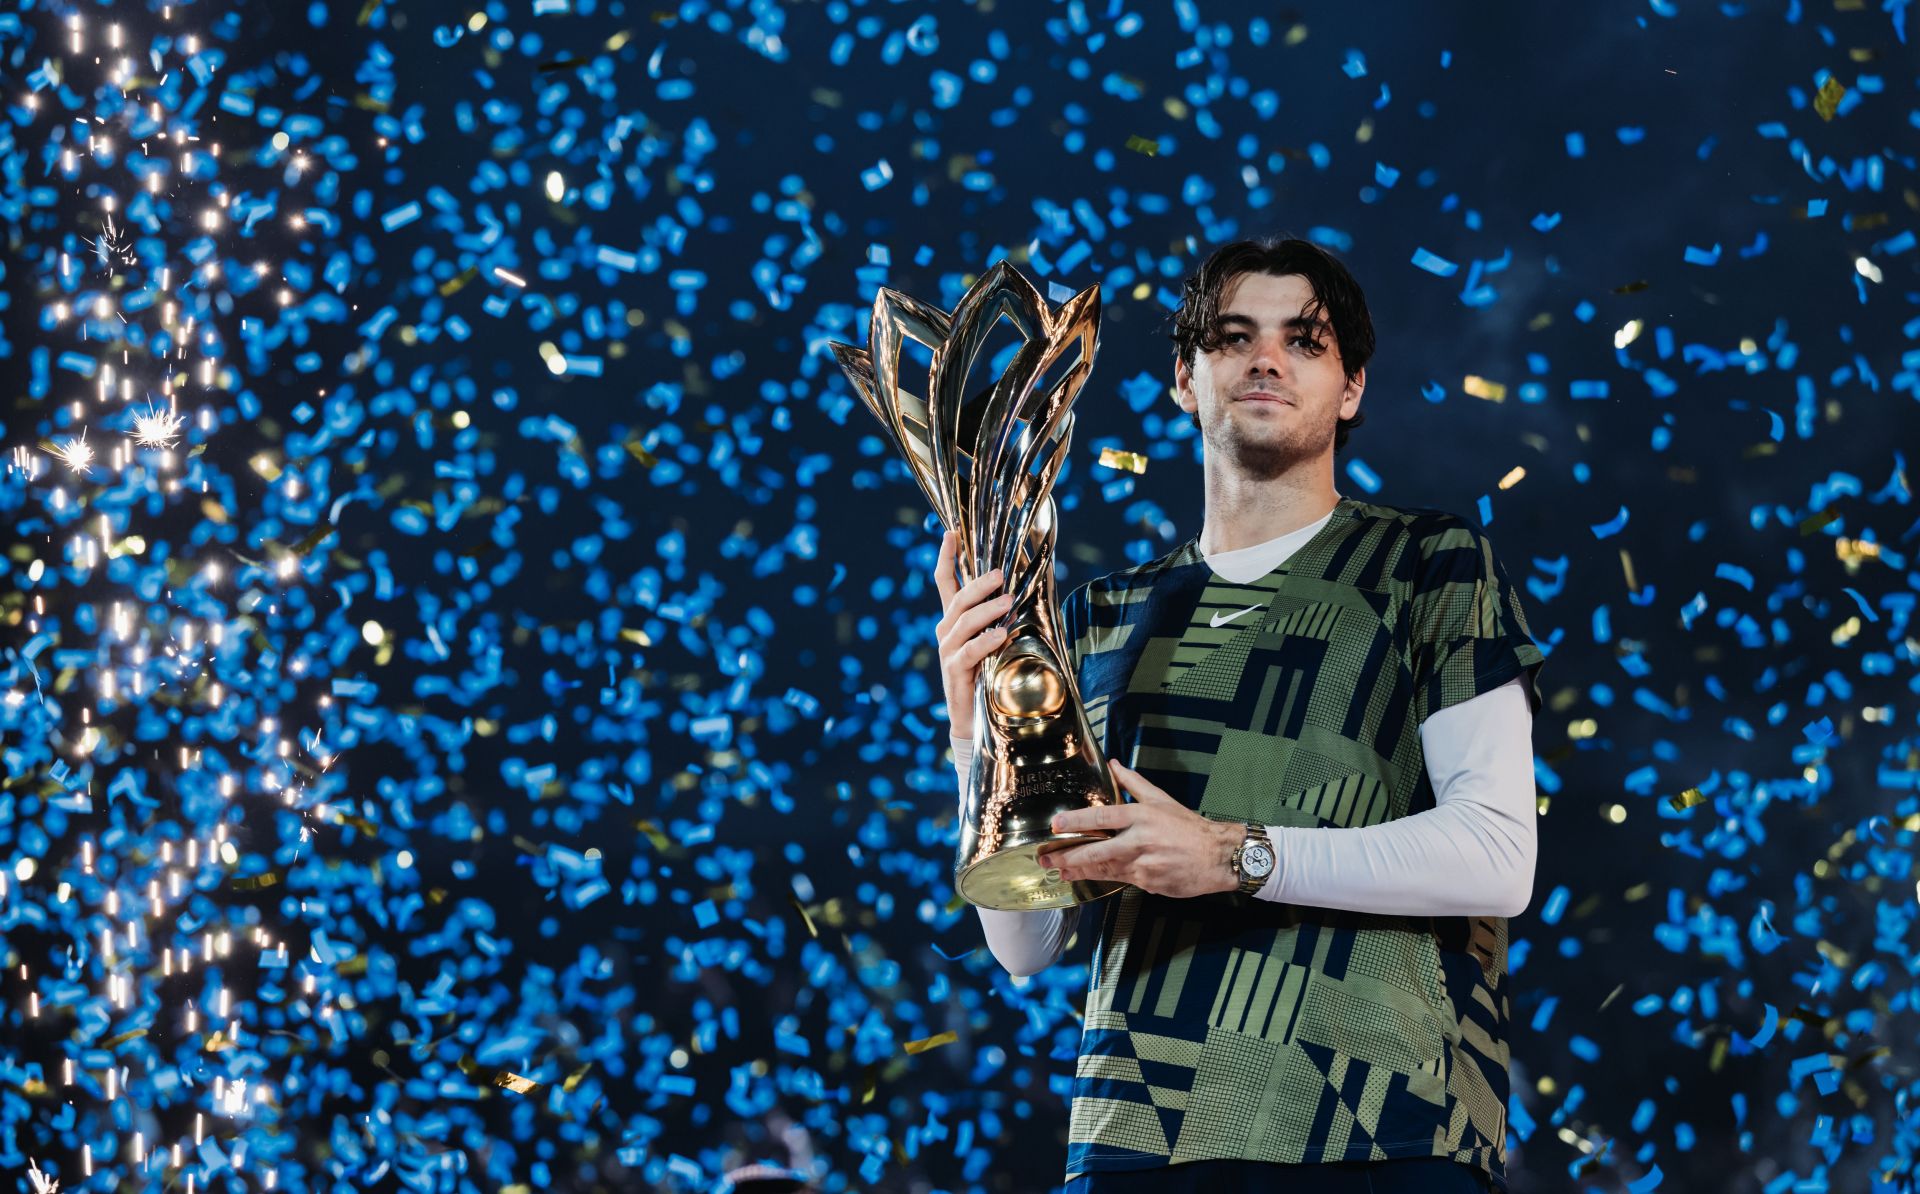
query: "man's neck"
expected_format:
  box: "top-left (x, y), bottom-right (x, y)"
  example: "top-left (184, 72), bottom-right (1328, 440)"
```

top-left (1197, 455), bottom-right (1342, 556)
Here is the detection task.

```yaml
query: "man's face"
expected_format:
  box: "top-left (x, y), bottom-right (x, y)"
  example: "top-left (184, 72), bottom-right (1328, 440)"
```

top-left (1173, 271), bottom-right (1365, 481)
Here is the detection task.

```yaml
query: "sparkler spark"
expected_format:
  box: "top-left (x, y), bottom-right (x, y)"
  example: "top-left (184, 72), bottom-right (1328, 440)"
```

top-left (48, 429), bottom-right (95, 474)
top-left (130, 405), bottom-right (186, 449)
top-left (82, 212), bottom-right (136, 275)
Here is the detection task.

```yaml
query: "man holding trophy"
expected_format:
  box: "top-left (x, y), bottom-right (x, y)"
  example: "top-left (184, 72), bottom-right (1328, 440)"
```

top-left (834, 237), bottom-right (1546, 1193)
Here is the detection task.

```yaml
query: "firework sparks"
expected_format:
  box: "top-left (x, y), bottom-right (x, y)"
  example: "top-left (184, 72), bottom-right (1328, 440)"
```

top-left (130, 405), bottom-right (186, 450)
top-left (82, 212), bottom-right (136, 275)
top-left (47, 429), bottom-right (95, 474)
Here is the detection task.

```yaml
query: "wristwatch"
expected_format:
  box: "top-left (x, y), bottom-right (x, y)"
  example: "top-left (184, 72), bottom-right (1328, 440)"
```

top-left (1230, 823), bottom-right (1276, 895)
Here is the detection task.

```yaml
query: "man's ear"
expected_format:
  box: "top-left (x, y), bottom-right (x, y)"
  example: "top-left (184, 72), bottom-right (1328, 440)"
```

top-left (1341, 366), bottom-right (1365, 420)
top-left (1172, 356), bottom-right (1197, 416)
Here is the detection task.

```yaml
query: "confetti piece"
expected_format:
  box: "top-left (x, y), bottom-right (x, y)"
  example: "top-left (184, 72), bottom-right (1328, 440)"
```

top-left (1668, 787), bottom-right (1708, 812)
top-left (1462, 375), bottom-right (1507, 401)
top-left (1411, 247), bottom-right (1460, 277)
top-left (1591, 506), bottom-right (1630, 538)
top-left (1813, 75), bottom-right (1846, 120)
top-left (903, 1031), bottom-right (958, 1055)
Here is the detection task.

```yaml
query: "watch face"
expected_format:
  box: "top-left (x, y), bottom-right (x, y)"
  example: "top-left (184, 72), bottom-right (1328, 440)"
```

top-left (1243, 842), bottom-right (1276, 879)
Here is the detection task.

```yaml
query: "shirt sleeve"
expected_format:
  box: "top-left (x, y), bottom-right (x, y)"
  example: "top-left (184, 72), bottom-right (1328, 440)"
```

top-left (1254, 676), bottom-right (1537, 918)
top-left (953, 735), bottom-right (1082, 975)
top-left (1408, 518), bottom-right (1548, 724)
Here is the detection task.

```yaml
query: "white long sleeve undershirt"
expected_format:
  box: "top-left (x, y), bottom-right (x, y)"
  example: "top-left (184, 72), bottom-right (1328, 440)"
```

top-left (960, 508), bottom-right (1539, 977)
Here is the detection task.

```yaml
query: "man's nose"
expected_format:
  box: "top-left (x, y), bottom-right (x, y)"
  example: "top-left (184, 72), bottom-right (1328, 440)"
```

top-left (1247, 337), bottom-right (1289, 375)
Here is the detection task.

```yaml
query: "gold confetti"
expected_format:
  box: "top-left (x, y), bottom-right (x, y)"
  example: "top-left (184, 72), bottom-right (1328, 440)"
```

top-left (229, 871), bottom-right (282, 891)
top-left (438, 265), bottom-right (480, 296)
top-left (1668, 787), bottom-right (1707, 812)
top-left (458, 1053), bottom-right (545, 1096)
top-left (903, 1030), bottom-right (957, 1055)
top-left (288, 525), bottom-right (337, 558)
top-left (1497, 466), bottom-right (1526, 490)
top-left (1620, 549), bottom-right (1639, 592)
top-left (633, 819), bottom-right (673, 852)
top-left (1098, 446), bottom-right (1148, 474)
top-left (1849, 1044), bottom-right (1891, 1070)
top-left (789, 893), bottom-right (819, 938)
top-left (1835, 537), bottom-right (1881, 564)
top-left (1814, 76), bottom-right (1846, 121)
top-left (1462, 375), bottom-right (1507, 402)
top-left (1123, 134), bottom-right (1159, 156)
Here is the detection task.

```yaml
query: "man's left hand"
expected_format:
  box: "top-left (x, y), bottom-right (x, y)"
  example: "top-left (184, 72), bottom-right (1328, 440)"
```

top-left (1037, 760), bottom-right (1243, 899)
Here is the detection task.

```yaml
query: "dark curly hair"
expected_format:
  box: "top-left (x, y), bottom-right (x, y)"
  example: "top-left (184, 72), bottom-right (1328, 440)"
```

top-left (1166, 235), bottom-right (1376, 453)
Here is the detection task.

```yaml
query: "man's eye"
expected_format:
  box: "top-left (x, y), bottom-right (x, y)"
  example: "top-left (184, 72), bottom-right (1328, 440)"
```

top-left (1292, 336), bottom-right (1324, 351)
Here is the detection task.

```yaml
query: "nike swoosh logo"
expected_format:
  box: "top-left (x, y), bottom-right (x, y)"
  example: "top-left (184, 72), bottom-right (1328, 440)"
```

top-left (1208, 604), bottom-right (1266, 629)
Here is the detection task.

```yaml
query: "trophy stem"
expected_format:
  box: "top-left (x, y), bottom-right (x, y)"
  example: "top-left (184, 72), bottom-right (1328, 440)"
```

top-left (956, 621), bottom-right (1127, 911)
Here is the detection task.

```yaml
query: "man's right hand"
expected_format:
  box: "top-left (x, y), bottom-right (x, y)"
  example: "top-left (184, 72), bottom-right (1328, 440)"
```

top-left (932, 529), bottom-right (1014, 742)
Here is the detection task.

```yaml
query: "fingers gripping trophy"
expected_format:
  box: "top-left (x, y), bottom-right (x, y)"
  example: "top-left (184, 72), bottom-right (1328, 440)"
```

top-left (829, 261), bottom-right (1127, 912)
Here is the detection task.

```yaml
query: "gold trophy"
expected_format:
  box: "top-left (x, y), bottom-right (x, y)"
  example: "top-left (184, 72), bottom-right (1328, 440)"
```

top-left (829, 261), bottom-right (1125, 911)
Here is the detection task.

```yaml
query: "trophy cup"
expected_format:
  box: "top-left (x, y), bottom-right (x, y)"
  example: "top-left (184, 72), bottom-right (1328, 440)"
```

top-left (829, 261), bottom-right (1126, 911)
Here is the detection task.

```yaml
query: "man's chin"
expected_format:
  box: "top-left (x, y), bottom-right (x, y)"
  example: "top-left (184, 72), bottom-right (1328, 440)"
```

top-left (1206, 425), bottom-right (1328, 476)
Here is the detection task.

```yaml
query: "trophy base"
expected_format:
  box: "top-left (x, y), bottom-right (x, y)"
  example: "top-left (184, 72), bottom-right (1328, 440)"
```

top-left (958, 834), bottom-right (1128, 911)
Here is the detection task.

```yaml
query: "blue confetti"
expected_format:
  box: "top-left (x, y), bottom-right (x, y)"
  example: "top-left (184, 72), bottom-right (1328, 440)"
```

top-left (1410, 247), bottom-right (1460, 277)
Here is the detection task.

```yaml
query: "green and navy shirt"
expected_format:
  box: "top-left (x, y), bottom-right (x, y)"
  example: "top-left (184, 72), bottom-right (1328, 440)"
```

top-left (1056, 496), bottom-right (1546, 1189)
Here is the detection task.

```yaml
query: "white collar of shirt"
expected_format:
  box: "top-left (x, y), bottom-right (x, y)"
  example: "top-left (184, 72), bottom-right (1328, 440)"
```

top-left (1201, 502), bottom-right (1339, 585)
